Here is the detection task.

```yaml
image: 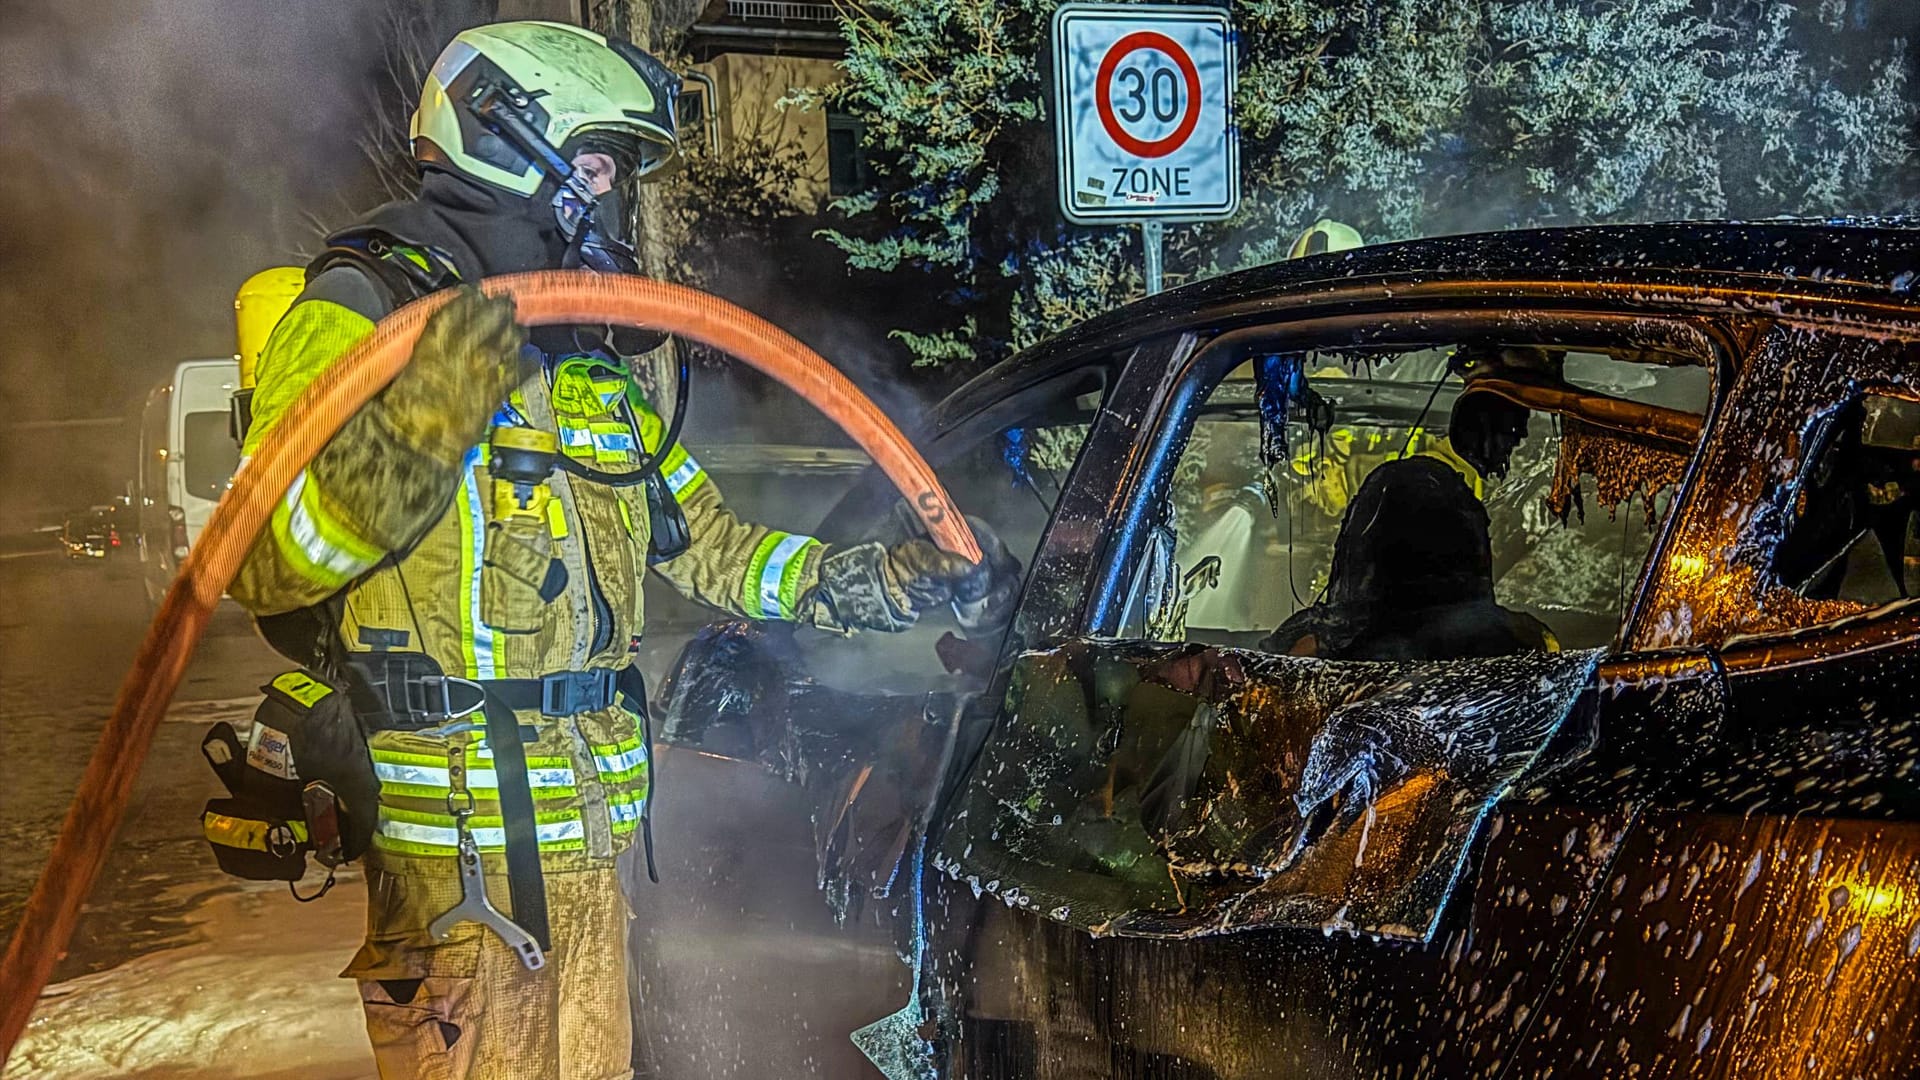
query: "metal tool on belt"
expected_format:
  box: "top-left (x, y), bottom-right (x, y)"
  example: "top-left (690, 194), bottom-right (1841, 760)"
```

top-left (427, 741), bottom-right (547, 971)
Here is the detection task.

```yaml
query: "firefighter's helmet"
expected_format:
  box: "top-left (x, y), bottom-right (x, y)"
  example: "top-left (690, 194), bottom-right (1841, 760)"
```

top-left (1287, 219), bottom-right (1365, 260)
top-left (410, 21), bottom-right (680, 198)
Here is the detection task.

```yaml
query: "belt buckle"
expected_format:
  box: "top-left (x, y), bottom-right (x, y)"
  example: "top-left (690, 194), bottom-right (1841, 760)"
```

top-left (421, 675), bottom-right (486, 721)
top-left (539, 669), bottom-right (616, 716)
top-left (540, 671), bottom-right (578, 717)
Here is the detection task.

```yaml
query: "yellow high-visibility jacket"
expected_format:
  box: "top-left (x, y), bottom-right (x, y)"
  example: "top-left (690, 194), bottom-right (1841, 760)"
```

top-left (230, 290), bottom-right (827, 876)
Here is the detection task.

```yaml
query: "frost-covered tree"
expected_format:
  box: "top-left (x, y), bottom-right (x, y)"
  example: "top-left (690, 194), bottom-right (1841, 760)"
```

top-left (819, 0), bottom-right (1106, 366)
top-left (822, 0), bottom-right (1917, 371)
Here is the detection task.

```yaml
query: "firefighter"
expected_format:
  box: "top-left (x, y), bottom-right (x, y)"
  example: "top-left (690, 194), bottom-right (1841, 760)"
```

top-left (228, 22), bottom-right (1014, 1079)
top-left (1278, 218), bottom-right (1482, 521)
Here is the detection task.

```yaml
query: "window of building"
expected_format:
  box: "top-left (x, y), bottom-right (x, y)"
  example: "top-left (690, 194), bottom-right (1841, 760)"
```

top-left (676, 84), bottom-right (713, 153)
top-left (826, 111), bottom-right (874, 197)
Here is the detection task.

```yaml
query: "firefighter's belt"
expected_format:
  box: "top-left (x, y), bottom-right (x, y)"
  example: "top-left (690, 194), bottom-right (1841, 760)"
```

top-left (353, 659), bottom-right (637, 730)
top-left (482, 668), bottom-right (627, 717)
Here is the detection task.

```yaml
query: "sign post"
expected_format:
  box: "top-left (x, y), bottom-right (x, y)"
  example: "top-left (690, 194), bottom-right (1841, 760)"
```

top-left (1053, 3), bottom-right (1238, 295)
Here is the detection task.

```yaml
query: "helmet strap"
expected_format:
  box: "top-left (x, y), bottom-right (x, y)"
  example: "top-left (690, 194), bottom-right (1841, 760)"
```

top-left (467, 79), bottom-right (604, 226)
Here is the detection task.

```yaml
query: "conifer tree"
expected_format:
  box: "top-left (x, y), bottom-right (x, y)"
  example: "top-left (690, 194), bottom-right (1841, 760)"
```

top-left (821, 0), bottom-right (1916, 370)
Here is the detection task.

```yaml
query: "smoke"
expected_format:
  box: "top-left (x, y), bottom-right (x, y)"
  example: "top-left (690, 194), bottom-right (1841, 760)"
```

top-left (0, 0), bottom-right (412, 521)
top-left (0, 0), bottom-right (403, 410)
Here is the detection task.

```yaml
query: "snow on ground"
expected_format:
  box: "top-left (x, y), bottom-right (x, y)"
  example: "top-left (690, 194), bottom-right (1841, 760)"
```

top-left (6, 873), bottom-right (374, 1080)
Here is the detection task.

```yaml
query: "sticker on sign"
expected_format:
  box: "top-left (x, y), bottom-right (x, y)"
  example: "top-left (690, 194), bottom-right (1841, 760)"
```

top-left (1053, 3), bottom-right (1238, 224)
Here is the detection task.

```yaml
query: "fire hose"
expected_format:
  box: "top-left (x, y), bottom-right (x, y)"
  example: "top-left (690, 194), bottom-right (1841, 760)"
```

top-left (0, 272), bottom-right (981, 1062)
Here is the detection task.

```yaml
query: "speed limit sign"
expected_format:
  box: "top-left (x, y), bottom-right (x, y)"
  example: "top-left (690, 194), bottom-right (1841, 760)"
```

top-left (1053, 3), bottom-right (1238, 224)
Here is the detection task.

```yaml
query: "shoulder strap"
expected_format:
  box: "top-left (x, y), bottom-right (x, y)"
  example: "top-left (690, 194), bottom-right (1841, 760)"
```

top-left (307, 227), bottom-right (461, 308)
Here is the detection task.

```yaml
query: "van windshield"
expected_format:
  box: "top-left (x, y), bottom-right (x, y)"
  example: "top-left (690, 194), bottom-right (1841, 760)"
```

top-left (182, 411), bottom-right (239, 502)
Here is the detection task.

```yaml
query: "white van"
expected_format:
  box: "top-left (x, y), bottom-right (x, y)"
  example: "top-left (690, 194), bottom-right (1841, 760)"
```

top-left (136, 359), bottom-right (241, 602)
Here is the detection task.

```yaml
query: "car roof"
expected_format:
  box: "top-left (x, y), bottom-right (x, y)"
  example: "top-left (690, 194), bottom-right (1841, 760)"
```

top-left (932, 221), bottom-right (1920, 431)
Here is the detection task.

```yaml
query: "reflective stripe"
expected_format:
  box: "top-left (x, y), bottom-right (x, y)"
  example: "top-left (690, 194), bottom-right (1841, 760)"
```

top-left (457, 447), bottom-right (497, 678)
top-left (374, 760), bottom-right (577, 793)
top-left (375, 746), bottom-right (571, 770)
top-left (560, 424), bottom-right (594, 447)
top-left (272, 470), bottom-right (380, 587)
top-left (463, 744), bottom-right (573, 770)
top-left (608, 795), bottom-right (644, 826)
top-left (375, 808), bottom-right (587, 853)
top-left (591, 429), bottom-right (636, 454)
top-left (592, 741), bottom-right (646, 777)
top-left (662, 451), bottom-right (706, 503)
top-left (744, 532), bottom-right (820, 621)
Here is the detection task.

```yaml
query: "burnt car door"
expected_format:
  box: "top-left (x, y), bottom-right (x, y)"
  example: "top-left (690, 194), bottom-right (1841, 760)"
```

top-left (909, 304), bottom-right (1755, 1079)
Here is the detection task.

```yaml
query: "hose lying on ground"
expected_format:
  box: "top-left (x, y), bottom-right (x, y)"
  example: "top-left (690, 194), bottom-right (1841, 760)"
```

top-left (0, 273), bottom-right (981, 1062)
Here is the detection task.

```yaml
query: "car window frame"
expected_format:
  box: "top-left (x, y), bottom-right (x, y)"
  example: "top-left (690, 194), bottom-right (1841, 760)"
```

top-left (1066, 306), bottom-right (1732, 655)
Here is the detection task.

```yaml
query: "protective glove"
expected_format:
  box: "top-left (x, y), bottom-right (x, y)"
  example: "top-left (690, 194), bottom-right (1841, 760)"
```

top-left (380, 286), bottom-right (533, 464)
top-left (951, 518), bottom-right (1022, 637)
top-left (308, 286), bottom-right (532, 552)
top-left (808, 517), bottom-right (1023, 635)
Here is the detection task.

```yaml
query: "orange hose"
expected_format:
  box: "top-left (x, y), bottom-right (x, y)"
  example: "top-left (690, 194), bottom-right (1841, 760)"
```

top-left (0, 272), bottom-right (978, 1061)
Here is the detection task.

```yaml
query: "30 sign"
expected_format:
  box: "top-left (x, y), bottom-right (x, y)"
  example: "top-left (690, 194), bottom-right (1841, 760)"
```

top-left (1053, 3), bottom-right (1238, 224)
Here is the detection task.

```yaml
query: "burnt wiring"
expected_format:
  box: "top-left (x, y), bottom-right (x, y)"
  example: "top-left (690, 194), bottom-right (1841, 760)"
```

top-left (1401, 370), bottom-right (1454, 461)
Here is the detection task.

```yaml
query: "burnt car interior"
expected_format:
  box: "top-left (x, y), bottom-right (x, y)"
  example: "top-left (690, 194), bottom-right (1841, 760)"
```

top-left (1773, 387), bottom-right (1920, 605)
top-left (925, 313), bottom-right (1743, 942)
top-left (1114, 338), bottom-right (1713, 657)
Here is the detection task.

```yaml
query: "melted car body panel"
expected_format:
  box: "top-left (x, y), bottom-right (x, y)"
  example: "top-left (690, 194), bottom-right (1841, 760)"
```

top-left (937, 641), bottom-right (1599, 940)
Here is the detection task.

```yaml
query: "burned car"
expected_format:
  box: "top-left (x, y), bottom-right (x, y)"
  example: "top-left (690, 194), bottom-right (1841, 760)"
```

top-left (654, 222), bottom-right (1920, 1079)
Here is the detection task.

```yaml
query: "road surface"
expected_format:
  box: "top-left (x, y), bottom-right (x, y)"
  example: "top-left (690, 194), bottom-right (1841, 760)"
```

top-left (0, 548), bottom-right (905, 1078)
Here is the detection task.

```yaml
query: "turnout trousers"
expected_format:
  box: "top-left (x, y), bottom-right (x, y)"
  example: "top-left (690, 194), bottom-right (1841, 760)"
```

top-left (345, 864), bottom-right (634, 1080)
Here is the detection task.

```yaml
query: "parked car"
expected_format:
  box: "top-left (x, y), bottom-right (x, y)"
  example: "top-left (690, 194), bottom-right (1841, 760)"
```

top-left (657, 222), bottom-right (1920, 1079)
top-left (58, 503), bottom-right (126, 561)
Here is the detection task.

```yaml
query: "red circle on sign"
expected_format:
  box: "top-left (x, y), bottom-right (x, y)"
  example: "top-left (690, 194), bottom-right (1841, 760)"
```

top-left (1095, 31), bottom-right (1203, 159)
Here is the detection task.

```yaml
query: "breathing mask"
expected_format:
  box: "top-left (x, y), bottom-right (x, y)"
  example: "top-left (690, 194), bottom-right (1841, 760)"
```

top-left (555, 182), bottom-right (640, 275)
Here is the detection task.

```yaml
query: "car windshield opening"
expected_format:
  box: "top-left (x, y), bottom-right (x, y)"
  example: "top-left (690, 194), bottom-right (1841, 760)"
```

top-left (1143, 344), bottom-right (1711, 654)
